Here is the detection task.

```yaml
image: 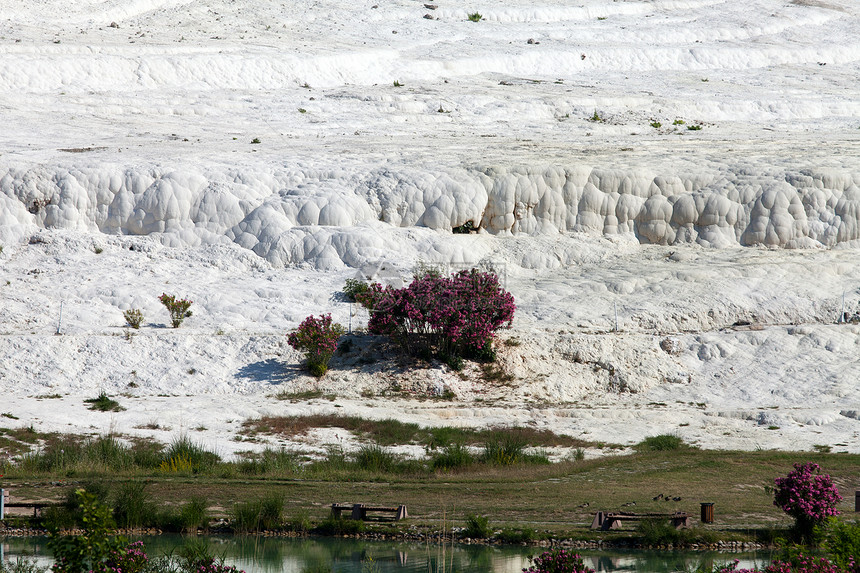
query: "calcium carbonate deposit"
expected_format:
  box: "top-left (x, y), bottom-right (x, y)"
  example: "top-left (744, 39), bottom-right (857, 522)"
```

top-left (1, 0), bottom-right (859, 458)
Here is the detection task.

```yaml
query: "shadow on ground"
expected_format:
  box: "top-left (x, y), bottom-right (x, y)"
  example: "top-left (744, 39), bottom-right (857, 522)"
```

top-left (236, 358), bottom-right (299, 383)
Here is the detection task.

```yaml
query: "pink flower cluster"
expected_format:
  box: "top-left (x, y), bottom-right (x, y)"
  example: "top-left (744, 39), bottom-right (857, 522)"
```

top-left (99, 540), bottom-right (149, 573)
top-left (358, 269), bottom-right (516, 358)
top-left (159, 293), bottom-right (193, 328)
top-left (287, 313), bottom-right (345, 376)
top-left (523, 549), bottom-right (595, 573)
top-left (773, 462), bottom-right (842, 523)
top-left (717, 555), bottom-right (859, 573)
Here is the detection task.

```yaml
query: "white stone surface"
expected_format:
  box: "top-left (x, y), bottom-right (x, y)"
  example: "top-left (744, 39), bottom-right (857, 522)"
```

top-left (0, 0), bottom-right (859, 458)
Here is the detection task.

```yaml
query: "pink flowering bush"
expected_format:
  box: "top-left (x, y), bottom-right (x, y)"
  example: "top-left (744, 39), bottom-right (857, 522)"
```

top-left (357, 269), bottom-right (515, 363)
top-left (287, 314), bottom-right (345, 377)
top-left (102, 540), bottom-right (149, 573)
top-left (159, 293), bottom-right (193, 328)
top-left (773, 462), bottom-right (842, 538)
top-left (191, 557), bottom-right (246, 573)
top-left (523, 549), bottom-right (595, 573)
top-left (715, 555), bottom-right (859, 573)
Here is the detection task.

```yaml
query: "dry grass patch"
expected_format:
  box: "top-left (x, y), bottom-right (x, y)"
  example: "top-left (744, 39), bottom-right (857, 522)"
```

top-left (241, 414), bottom-right (596, 449)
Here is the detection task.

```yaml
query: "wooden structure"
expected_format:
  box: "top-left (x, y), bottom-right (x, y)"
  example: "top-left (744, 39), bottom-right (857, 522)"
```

top-left (0, 489), bottom-right (60, 519)
top-left (591, 510), bottom-right (690, 531)
top-left (331, 503), bottom-right (408, 521)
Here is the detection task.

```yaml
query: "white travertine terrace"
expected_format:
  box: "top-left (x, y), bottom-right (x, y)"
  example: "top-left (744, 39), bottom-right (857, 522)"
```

top-left (4, 165), bottom-right (860, 269)
top-left (1, 0), bottom-right (860, 457)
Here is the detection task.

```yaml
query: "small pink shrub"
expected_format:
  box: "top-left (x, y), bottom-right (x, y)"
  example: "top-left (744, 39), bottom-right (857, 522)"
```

top-left (523, 549), bottom-right (594, 573)
top-left (287, 313), bottom-right (345, 377)
top-left (159, 293), bottom-right (193, 328)
top-left (716, 555), bottom-right (859, 573)
top-left (103, 540), bottom-right (149, 573)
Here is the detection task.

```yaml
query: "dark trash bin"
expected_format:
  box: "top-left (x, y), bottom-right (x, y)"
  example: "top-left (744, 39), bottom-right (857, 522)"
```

top-left (701, 502), bottom-right (715, 524)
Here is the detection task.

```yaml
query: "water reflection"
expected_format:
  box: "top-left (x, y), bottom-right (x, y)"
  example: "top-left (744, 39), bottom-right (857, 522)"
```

top-left (1, 535), bottom-right (774, 573)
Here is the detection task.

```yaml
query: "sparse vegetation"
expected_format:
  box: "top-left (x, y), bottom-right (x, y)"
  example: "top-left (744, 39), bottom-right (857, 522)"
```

top-left (430, 443), bottom-right (474, 471)
top-left (636, 434), bottom-right (684, 451)
top-left (650, 121), bottom-right (662, 128)
top-left (250, 137), bottom-right (261, 144)
top-left (84, 392), bottom-right (125, 412)
top-left (230, 492), bottom-right (284, 533)
top-left (464, 513), bottom-right (491, 538)
top-left (123, 308), bottom-right (144, 329)
top-left (589, 109), bottom-right (603, 122)
top-left (687, 124), bottom-right (702, 130)
top-left (273, 389), bottom-right (326, 401)
top-left (452, 220), bottom-right (476, 234)
top-left (158, 293), bottom-right (193, 328)
top-left (636, 518), bottom-right (718, 546)
top-left (467, 12), bottom-right (482, 21)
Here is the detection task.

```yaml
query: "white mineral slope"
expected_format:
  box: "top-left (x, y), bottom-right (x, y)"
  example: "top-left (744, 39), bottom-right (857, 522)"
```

top-left (1, 0), bottom-right (860, 459)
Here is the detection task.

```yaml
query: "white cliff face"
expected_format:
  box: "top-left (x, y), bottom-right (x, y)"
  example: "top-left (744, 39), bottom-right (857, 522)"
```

top-left (0, 0), bottom-right (859, 457)
top-left (4, 164), bottom-right (860, 270)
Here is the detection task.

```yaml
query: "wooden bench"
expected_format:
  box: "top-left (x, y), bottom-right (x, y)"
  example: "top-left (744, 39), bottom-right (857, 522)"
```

top-left (1, 489), bottom-right (61, 519)
top-left (590, 511), bottom-right (690, 531)
top-left (331, 503), bottom-right (408, 521)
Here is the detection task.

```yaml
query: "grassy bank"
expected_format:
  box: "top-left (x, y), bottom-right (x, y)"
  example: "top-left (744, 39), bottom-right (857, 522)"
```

top-left (2, 442), bottom-right (858, 543)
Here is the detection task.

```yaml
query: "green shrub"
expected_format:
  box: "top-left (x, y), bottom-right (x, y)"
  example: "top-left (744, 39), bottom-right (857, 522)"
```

top-left (131, 440), bottom-right (164, 469)
top-left (467, 12), bottom-right (482, 21)
top-left (498, 527), bottom-right (536, 544)
top-left (113, 481), bottom-right (156, 528)
top-left (123, 309), bottom-right (144, 329)
top-left (84, 392), bottom-right (125, 412)
top-left (464, 513), bottom-right (491, 538)
top-left (179, 497), bottom-right (210, 532)
top-left (825, 518), bottom-right (860, 568)
top-left (452, 220), bottom-right (476, 234)
top-left (238, 447), bottom-right (300, 476)
top-left (343, 278), bottom-right (369, 303)
top-left (520, 449), bottom-right (551, 465)
top-left (482, 433), bottom-right (527, 465)
top-left (42, 505), bottom-right (78, 531)
top-left (47, 490), bottom-right (127, 573)
top-left (287, 509), bottom-right (312, 534)
top-left (162, 436), bottom-right (220, 473)
top-left (354, 444), bottom-right (397, 472)
top-left (230, 493), bottom-right (284, 533)
top-left (636, 519), bottom-right (717, 546)
top-left (87, 435), bottom-right (135, 470)
top-left (0, 556), bottom-right (47, 573)
top-left (313, 516), bottom-right (365, 536)
top-left (431, 443), bottom-right (474, 471)
top-left (637, 434), bottom-right (684, 451)
top-left (307, 445), bottom-right (350, 475)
